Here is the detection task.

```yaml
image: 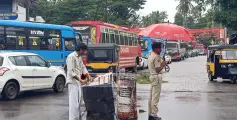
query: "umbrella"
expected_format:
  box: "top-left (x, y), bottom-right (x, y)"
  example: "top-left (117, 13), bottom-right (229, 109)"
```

top-left (139, 23), bottom-right (195, 41)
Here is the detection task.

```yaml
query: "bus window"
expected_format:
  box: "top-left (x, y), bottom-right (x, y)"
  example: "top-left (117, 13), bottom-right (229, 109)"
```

top-left (64, 38), bottom-right (76, 51)
top-left (47, 30), bottom-right (62, 50)
top-left (120, 35), bottom-right (124, 45)
top-left (129, 37), bottom-right (133, 46)
top-left (102, 33), bottom-right (106, 43)
top-left (0, 26), bottom-right (5, 50)
top-left (124, 35), bottom-right (128, 45)
top-left (110, 34), bottom-right (115, 43)
top-left (115, 34), bottom-right (119, 44)
top-left (46, 37), bottom-right (62, 50)
top-left (134, 38), bottom-right (138, 46)
top-left (105, 33), bottom-right (110, 43)
top-left (5, 27), bottom-right (27, 50)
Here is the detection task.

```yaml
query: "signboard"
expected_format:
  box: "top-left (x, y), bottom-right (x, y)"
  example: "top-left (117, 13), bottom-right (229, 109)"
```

top-left (0, 13), bottom-right (18, 20)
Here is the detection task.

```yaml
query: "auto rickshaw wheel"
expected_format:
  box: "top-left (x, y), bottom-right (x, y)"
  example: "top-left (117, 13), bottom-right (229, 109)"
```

top-left (208, 72), bottom-right (214, 81)
top-left (230, 78), bottom-right (237, 84)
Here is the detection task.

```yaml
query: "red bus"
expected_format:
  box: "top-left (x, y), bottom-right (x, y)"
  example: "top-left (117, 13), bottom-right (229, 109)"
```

top-left (70, 21), bottom-right (141, 72)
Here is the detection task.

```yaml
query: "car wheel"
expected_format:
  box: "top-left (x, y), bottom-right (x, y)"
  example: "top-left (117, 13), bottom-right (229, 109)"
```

top-left (53, 76), bottom-right (65, 93)
top-left (2, 81), bottom-right (19, 100)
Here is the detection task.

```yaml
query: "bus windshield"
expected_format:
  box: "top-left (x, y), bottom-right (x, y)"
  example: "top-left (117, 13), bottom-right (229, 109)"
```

top-left (73, 26), bottom-right (92, 44)
top-left (166, 43), bottom-right (178, 49)
top-left (88, 49), bottom-right (113, 62)
top-left (75, 33), bottom-right (83, 43)
top-left (140, 40), bottom-right (148, 50)
top-left (222, 50), bottom-right (237, 60)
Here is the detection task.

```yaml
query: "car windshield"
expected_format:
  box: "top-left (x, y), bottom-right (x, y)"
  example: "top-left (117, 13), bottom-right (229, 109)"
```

top-left (222, 50), bottom-right (237, 60)
top-left (88, 49), bottom-right (113, 62)
top-left (0, 56), bottom-right (3, 66)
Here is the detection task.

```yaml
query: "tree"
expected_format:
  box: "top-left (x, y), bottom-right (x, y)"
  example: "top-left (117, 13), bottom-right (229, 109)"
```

top-left (205, 0), bottom-right (217, 28)
top-left (174, 12), bottom-right (184, 26)
top-left (176, 0), bottom-right (194, 27)
top-left (214, 0), bottom-right (237, 31)
top-left (32, 0), bottom-right (146, 25)
top-left (140, 11), bottom-right (168, 27)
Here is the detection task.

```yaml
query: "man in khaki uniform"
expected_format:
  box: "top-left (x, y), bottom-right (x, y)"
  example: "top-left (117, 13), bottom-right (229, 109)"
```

top-left (148, 42), bottom-right (167, 120)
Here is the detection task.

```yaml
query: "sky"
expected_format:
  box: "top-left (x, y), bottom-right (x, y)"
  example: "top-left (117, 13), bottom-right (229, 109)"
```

top-left (139, 0), bottom-right (179, 23)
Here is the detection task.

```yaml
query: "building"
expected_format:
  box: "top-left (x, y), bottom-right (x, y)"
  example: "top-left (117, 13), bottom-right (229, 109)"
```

top-left (0, 0), bottom-right (26, 21)
top-left (0, 0), bottom-right (44, 22)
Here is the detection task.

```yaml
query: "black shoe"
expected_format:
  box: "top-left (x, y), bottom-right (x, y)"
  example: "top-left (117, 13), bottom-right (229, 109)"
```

top-left (148, 116), bottom-right (162, 120)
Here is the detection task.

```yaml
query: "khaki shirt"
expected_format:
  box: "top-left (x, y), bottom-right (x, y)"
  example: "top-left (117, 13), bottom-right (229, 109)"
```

top-left (66, 51), bottom-right (88, 85)
top-left (148, 51), bottom-right (163, 75)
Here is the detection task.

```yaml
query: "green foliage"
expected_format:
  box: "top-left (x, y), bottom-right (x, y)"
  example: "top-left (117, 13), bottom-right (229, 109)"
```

top-left (215, 0), bottom-right (237, 31)
top-left (31, 0), bottom-right (146, 25)
top-left (174, 12), bottom-right (184, 26)
top-left (136, 73), bottom-right (151, 84)
top-left (140, 11), bottom-right (168, 27)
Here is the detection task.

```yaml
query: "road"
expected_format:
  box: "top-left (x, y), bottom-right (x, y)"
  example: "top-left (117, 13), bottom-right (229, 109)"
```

top-left (1, 56), bottom-right (237, 120)
top-left (137, 56), bottom-right (237, 120)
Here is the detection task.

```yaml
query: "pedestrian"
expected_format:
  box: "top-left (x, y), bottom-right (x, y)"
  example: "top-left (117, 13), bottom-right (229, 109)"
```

top-left (147, 42), bottom-right (167, 120)
top-left (66, 42), bottom-right (91, 120)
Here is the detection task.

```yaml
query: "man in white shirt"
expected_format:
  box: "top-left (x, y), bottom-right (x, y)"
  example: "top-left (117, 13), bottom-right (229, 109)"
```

top-left (66, 42), bottom-right (91, 120)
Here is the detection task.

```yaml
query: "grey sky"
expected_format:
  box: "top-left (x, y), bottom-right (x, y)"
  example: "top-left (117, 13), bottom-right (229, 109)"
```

top-left (139, 0), bottom-right (179, 23)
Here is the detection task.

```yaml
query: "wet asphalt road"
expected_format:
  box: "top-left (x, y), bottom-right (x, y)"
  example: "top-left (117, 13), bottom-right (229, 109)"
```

top-left (137, 56), bottom-right (237, 120)
top-left (1, 56), bottom-right (237, 120)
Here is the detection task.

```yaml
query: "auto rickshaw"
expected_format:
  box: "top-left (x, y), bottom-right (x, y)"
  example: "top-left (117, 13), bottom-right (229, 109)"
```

top-left (207, 44), bottom-right (237, 84)
top-left (86, 43), bottom-right (120, 80)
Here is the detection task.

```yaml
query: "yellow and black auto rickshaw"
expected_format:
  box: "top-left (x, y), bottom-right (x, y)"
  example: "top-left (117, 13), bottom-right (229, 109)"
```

top-left (86, 43), bottom-right (120, 80)
top-left (207, 44), bottom-right (237, 84)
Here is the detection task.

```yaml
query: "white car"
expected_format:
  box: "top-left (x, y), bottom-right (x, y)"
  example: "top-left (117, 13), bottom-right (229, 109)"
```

top-left (0, 52), bottom-right (66, 100)
top-left (165, 55), bottom-right (172, 64)
top-left (137, 57), bottom-right (148, 70)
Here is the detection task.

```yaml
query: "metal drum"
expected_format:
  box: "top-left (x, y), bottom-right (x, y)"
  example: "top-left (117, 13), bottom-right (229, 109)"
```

top-left (117, 73), bottom-right (137, 120)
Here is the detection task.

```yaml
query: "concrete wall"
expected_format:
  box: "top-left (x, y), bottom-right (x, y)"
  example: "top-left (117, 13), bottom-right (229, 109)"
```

top-left (12, 0), bottom-right (26, 21)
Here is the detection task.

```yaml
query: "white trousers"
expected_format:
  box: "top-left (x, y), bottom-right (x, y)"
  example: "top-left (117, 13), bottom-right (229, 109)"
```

top-left (68, 84), bottom-right (82, 120)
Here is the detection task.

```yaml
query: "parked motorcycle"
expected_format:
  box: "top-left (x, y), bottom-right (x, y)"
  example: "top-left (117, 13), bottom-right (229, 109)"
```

top-left (165, 64), bottom-right (170, 72)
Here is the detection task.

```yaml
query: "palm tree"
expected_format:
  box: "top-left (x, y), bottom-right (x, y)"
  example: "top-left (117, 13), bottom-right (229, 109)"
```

top-left (194, 0), bottom-right (206, 18)
top-left (176, 0), bottom-right (194, 27)
top-left (205, 0), bottom-right (217, 28)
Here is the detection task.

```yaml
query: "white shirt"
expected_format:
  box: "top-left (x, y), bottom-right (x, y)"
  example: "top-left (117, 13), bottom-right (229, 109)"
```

top-left (66, 51), bottom-right (88, 85)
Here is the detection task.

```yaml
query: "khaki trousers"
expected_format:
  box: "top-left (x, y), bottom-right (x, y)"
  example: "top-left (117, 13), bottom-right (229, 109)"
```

top-left (148, 74), bottom-right (162, 116)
